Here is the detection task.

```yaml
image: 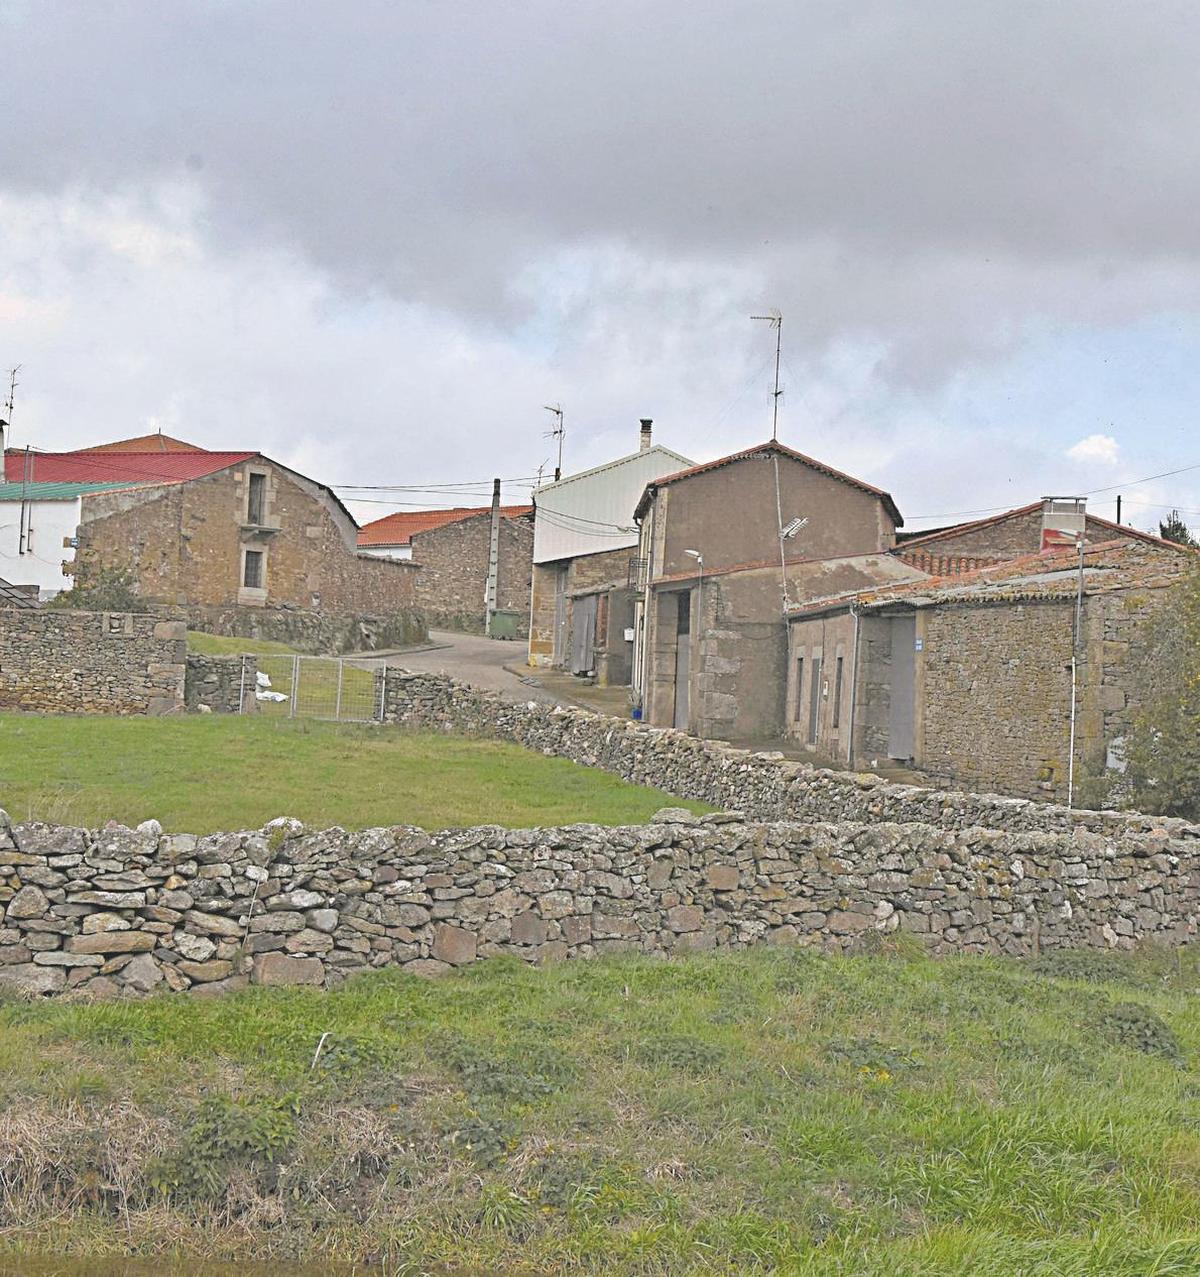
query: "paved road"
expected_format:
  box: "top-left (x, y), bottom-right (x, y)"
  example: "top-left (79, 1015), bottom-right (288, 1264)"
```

top-left (380, 630), bottom-right (565, 704)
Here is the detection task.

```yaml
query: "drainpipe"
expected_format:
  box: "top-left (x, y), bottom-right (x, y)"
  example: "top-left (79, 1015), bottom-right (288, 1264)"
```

top-left (1066, 535), bottom-right (1086, 808)
top-left (846, 601), bottom-right (861, 768)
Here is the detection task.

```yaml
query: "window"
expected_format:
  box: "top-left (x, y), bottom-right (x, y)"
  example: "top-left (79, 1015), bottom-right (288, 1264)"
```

top-left (832, 656), bottom-right (844, 728)
top-left (243, 550), bottom-right (264, 589)
top-left (793, 657), bottom-right (805, 722)
top-left (808, 656), bottom-right (822, 745)
top-left (247, 472), bottom-right (266, 525)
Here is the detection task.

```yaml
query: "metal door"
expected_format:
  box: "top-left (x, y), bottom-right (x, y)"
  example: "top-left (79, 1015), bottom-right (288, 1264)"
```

top-left (673, 591), bottom-right (691, 731)
top-left (570, 593), bottom-right (598, 674)
top-left (888, 613), bottom-right (916, 759)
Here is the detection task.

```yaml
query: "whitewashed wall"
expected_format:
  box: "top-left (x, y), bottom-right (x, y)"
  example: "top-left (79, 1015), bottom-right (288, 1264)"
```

top-left (0, 496), bottom-right (81, 597)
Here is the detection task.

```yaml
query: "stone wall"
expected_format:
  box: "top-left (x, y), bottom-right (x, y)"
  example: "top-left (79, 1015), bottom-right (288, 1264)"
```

top-left (410, 512), bottom-right (533, 636)
top-left (185, 653), bottom-right (258, 713)
top-left (2, 806), bottom-right (1195, 998)
top-left (0, 608), bottom-right (186, 715)
top-left (381, 669), bottom-right (1200, 840)
top-left (920, 600), bottom-right (1075, 798)
top-left (181, 603), bottom-right (426, 655)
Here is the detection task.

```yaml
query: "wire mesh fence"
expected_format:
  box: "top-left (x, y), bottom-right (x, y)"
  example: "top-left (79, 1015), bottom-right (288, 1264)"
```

top-left (249, 655), bottom-right (383, 722)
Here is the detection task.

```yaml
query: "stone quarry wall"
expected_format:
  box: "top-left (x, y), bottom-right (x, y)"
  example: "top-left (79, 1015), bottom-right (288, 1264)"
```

top-left (1, 807), bottom-right (1195, 998)
top-left (381, 670), bottom-right (1200, 841)
top-left (184, 653), bottom-right (258, 714)
top-left (0, 608), bottom-right (186, 716)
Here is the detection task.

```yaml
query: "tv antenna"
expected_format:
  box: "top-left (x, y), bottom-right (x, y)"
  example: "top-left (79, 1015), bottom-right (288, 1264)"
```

top-left (543, 403), bottom-right (565, 480)
top-left (751, 312), bottom-right (783, 440)
top-left (3, 365), bottom-right (19, 425)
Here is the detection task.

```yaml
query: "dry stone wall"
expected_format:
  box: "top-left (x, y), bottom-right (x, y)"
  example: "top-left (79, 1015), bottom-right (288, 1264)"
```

top-left (184, 653), bottom-right (258, 714)
top-left (1, 807), bottom-right (1196, 998)
top-left (382, 670), bottom-right (1200, 841)
top-left (0, 608), bottom-right (186, 715)
top-left (180, 603), bottom-right (426, 655)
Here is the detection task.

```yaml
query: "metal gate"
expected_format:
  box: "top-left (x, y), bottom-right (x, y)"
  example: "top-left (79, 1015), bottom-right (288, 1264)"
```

top-left (247, 655), bottom-right (384, 722)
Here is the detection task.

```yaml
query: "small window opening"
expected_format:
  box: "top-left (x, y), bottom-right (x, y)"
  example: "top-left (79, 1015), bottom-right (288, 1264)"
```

top-left (247, 473), bottom-right (266, 525)
top-left (243, 550), bottom-right (264, 589)
top-left (832, 656), bottom-right (844, 728)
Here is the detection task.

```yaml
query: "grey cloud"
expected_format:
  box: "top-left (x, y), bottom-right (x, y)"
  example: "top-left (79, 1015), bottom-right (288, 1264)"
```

top-left (5, 0), bottom-right (1200, 317)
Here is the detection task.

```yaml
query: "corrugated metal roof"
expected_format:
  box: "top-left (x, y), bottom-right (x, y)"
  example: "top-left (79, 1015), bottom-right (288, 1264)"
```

top-left (358, 504), bottom-right (534, 548)
top-left (3, 449), bottom-right (255, 485)
top-left (0, 480), bottom-right (148, 502)
top-left (533, 446), bottom-right (695, 565)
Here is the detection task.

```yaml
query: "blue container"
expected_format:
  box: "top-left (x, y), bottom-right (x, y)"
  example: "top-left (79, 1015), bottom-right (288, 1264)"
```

top-left (631, 707), bottom-right (643, 721)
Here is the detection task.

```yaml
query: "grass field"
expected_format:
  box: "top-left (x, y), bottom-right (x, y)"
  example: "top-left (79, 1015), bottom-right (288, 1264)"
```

top-left (185, 631), bottom-right (303, 656)
top-left (0, 714), bottom-right (707, 832)
top-left (2, 946), bottom-right (1200, 1274)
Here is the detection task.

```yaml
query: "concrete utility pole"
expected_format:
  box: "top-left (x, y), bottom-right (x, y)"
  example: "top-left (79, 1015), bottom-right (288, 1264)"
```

top-left (484, 477), bottom-right (501, 635)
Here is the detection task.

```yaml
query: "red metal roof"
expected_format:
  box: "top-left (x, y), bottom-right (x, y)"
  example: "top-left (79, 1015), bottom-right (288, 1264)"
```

top-left (633, 440), bottom-right (904, 526)
top-left (3, 449), bottom-right (255, 486)
top-left (358, 505), bottom-right (534, 548)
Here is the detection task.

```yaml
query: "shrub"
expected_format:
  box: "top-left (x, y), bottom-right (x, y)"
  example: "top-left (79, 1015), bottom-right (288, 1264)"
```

top-left (146, 1093), bottom-right (299, 1201)
top-left (1101, 1003), bottom-right (1183, 1064)
top-left (632, 1033), bottom-right (727, 1075)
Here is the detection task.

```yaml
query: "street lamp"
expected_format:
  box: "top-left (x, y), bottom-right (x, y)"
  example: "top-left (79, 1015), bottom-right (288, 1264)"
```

top-left (778, 515), bottom-right (809, 610)
top-left (684, 550), bottom-right (705, 737)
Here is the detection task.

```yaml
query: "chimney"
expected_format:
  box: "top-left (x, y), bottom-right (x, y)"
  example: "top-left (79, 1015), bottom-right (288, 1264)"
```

top-left (0, 420), bottom-right (7, 484)
top-left (639, 418), bottom-right (653, 452)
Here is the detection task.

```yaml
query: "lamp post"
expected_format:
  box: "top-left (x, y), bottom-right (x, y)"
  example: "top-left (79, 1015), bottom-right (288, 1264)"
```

top-left (684, 550), bottom-right (704, 737)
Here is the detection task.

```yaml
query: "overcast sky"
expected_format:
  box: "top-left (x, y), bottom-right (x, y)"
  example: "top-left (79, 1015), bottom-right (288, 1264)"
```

top-left (2, 0), bottom-right (1199, 531)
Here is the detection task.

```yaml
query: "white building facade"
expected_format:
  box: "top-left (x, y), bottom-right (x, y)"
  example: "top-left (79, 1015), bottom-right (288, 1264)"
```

top-left (527, 421), bottom-right (691, 675)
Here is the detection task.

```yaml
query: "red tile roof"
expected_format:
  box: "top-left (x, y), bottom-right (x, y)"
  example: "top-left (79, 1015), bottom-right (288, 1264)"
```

top-left (896, 501), bottom-right (1175, 551)
top-left (3, 449), bottom-right (255, 486)
top-left (357, 505), bottom-right (534, 548)
top-left (633, 440), bottom-right (903, 526)
top-left (78, 433), bottom-right (207, 453)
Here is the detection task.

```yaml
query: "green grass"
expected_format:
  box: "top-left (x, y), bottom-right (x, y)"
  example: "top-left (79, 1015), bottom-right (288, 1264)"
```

top-left (0, 714), bottom-right (709, 832)
top-left (186, 631), bottom-right (303, 657)
top-left (3, 947), bottom-right (1200, 1273)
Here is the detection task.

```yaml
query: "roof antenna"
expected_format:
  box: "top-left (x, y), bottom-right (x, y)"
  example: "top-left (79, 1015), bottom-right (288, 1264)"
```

top-left (3, 365), bottom-right (19, 430)
top-left (543, 403), bottom-right (564, 480)
top-left (751, 312), bottom-right (783, 440)
top-left (1, 366), bottom-right (19, 482)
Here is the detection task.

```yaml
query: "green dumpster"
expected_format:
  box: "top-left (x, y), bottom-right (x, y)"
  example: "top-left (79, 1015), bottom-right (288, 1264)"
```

top-left (489, 609), bottom-right (523, 640)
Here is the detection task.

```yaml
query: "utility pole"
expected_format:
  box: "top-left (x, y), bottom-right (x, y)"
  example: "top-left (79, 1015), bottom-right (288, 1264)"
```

top-left (1116, 494), bottom-right (1122, 525)
top-left (543, 404), bottom-right (565, 481)
top-left (484, 478), bottom-right (501, 635)
top-left (751, 313), bottom-right (783, 440)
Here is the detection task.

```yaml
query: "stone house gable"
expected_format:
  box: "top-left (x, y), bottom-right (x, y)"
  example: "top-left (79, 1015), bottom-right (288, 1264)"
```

top-left (73, 455), bottom-right (416, 614)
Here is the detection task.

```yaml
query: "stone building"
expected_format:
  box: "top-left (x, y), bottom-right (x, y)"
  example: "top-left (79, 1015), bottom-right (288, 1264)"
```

top-left (6, 438), bottom-right (420, 649)
top-left (786, 539), bottom-right (1195, 800)
top-left (631, 440), bottom-right (906, 740)
top-left (528, 421), bottom-right (691, 684)
top-left (408, 507), bottom-right (533, 637)
top-left (358, 499), bottom-right (534, 636)
top-left (893, 497), bottom-right (1168, 576)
